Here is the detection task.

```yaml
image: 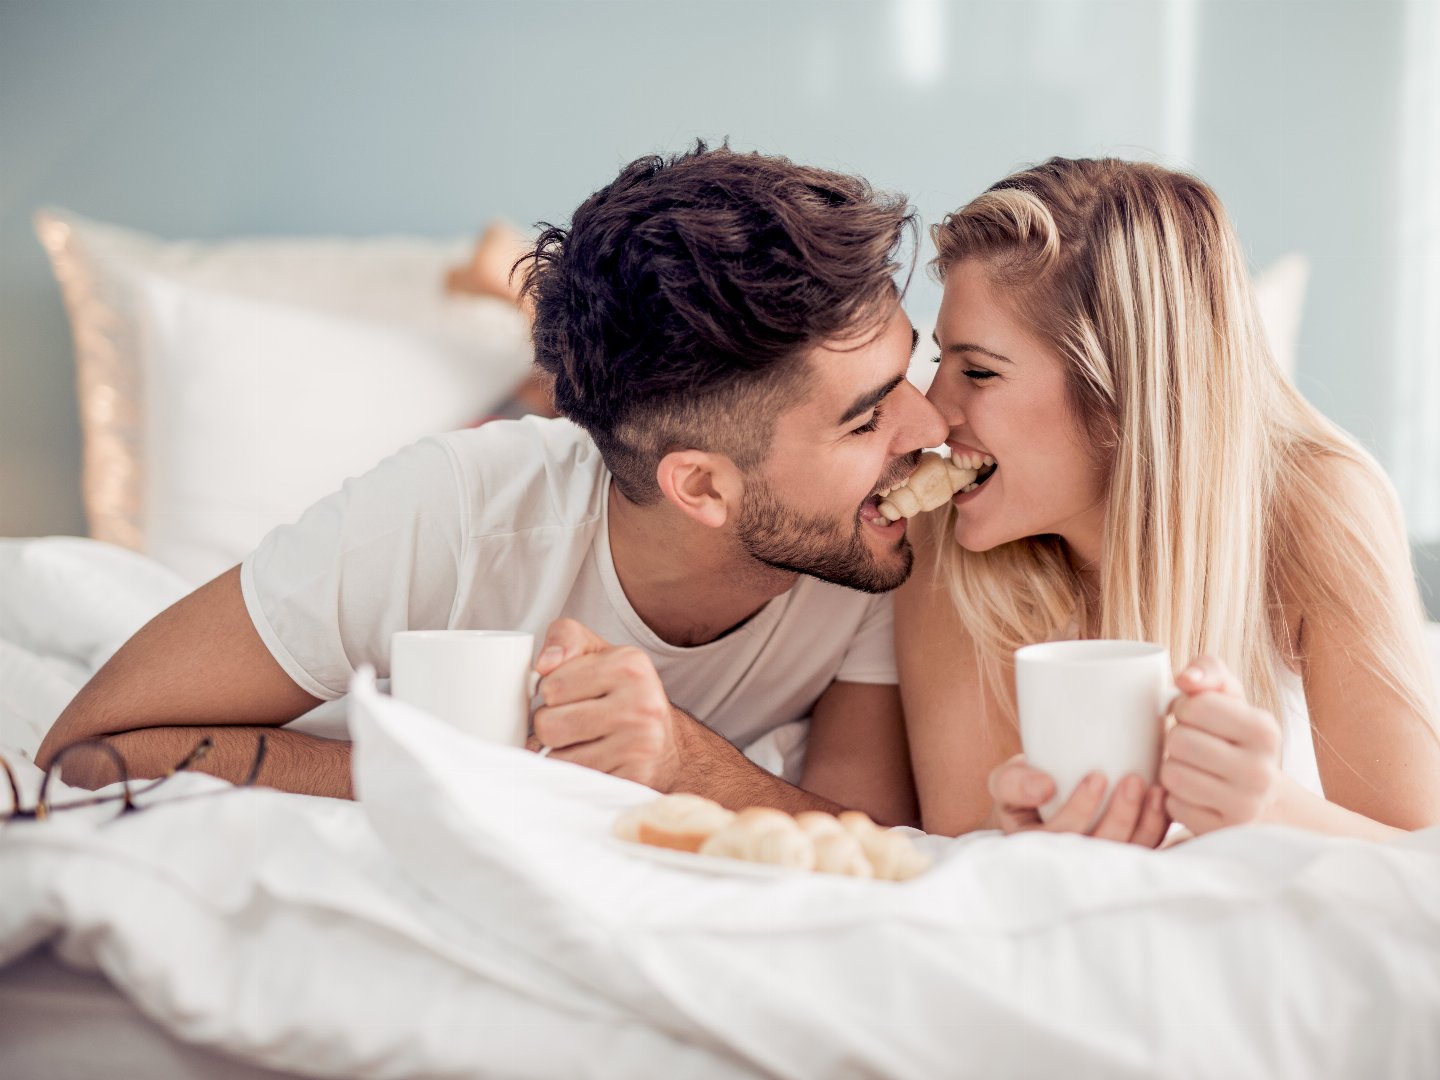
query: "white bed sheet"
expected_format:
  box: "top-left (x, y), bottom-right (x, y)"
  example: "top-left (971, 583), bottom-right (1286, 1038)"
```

top-left (3, 536), bottom-right (1440, 1079)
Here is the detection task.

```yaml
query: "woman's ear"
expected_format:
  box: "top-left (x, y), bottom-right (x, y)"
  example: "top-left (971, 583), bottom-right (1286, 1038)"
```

top-left (655, 450), bottom-right (743, 529)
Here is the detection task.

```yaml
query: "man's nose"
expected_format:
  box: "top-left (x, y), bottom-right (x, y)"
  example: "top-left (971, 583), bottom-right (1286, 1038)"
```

top-left (896, 380), bottom-right (948, 450)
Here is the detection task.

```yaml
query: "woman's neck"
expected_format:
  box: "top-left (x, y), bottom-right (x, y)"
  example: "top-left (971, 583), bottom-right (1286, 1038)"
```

top-left (1059, 519), bottom-right (1105, 634)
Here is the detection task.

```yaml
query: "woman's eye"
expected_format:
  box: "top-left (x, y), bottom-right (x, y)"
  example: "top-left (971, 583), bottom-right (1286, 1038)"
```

top-left (932, 354), bottom-right (997, 382)
top-left (851, 405), bottom-right (884, 435)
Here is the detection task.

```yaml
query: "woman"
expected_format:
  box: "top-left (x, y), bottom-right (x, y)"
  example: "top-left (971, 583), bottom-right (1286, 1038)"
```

top-left (898, 158), bottom-right (1440, 843)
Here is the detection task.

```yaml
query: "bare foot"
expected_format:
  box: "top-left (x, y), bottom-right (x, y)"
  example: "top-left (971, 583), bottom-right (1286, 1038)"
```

top-left (445, 220), bottom-right (533, 308)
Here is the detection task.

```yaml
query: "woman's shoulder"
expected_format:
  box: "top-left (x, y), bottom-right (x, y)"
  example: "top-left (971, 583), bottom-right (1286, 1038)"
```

top-left (1283, 445), bottom-right (1400, 517)
top-left (1272, 444), bottom-right (1413, 618)
top-left (1276, 446), bottom-right (1407, 558)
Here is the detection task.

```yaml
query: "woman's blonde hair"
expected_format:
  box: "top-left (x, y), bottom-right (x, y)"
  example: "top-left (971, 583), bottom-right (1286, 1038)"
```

top-left (930, 157), bottom-right (1435, 738)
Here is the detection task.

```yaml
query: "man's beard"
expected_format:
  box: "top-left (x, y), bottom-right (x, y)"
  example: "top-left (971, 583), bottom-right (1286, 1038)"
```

top-left (735, 474), bottom-right (914, 594)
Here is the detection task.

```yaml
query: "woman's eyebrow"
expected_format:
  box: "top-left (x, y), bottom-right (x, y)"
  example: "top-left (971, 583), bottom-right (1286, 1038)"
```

top-left (932, 332), bottom-right (1014, 365)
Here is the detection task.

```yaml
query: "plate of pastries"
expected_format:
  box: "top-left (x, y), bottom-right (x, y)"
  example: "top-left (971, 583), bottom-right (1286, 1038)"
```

top-left (611, 793), bottom-right (931, 881)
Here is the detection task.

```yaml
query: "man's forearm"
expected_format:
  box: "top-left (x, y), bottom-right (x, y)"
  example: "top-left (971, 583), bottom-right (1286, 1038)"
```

top-left (83, 725), bottom-right (354, 800)
top-left (672, 713), bottom-right (844, 816)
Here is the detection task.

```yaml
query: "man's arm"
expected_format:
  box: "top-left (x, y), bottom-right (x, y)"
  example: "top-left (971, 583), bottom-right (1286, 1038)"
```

top-left (532, 619), bottom-right (917, 823)
top-left (666, 706), bottom-right (848, 817)
top-left (36, 566), bottom-right (345, 796)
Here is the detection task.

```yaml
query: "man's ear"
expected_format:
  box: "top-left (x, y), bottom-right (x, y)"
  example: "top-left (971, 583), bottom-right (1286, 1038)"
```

top-left (655, 450), bottom-right (744, 529)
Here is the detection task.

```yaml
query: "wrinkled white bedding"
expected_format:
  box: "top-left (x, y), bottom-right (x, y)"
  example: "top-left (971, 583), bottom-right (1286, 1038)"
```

top-left (2, 536), bottom-right (1439, 1079)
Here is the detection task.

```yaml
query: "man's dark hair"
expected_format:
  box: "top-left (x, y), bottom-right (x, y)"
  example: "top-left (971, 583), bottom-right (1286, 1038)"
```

top-left (518, 142), bottom-right (915, 503)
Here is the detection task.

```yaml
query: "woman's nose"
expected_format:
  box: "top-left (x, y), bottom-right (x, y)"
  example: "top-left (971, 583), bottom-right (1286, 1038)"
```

top-left (926, 380), bottom-right (965, 428)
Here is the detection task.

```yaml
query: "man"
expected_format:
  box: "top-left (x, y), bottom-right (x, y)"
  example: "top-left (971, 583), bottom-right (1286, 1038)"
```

top-left (38, 144), bottom-right (946, 825)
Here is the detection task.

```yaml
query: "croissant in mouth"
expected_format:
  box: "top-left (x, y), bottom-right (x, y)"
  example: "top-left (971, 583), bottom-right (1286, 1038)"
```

top-left (875, 450), bottom-right (994, 521)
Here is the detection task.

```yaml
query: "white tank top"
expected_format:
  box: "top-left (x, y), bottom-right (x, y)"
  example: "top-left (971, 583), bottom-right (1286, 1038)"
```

top-left (1276, 664), bottom-right (1324, 796)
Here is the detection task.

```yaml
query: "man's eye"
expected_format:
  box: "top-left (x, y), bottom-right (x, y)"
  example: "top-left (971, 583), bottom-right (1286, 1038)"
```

top-left (851, 405), bottom-right (885, 435)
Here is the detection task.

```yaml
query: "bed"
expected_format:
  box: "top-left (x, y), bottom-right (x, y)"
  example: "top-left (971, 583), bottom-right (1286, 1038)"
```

top-left (3, 536), bottom-right (1440, 1079)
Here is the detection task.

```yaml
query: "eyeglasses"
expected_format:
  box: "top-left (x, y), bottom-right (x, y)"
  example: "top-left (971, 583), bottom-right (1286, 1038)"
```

top-left (0, 735), bottom-right (268, 826)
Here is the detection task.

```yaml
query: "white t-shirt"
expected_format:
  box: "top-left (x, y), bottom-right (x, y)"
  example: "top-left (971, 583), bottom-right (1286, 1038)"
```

top-left (241, 417), bottom-right (897, 750)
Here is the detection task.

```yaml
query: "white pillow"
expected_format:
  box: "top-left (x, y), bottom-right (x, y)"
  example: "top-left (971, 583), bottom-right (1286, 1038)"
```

top-left (1253, 253), bottom-right (1310, 380)
top-left (36, 208), bottom-right (534, 585)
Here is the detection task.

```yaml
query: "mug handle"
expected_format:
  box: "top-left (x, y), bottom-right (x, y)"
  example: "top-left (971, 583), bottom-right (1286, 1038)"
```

top-left (1162, 686), bottom-right (1183, 714)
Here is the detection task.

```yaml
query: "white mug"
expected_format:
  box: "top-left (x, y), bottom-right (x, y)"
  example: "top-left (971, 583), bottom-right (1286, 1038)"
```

top-left (1014, 640), bottom-right (1177, 822)
top-left (390, 630), bottom-right (535, 746)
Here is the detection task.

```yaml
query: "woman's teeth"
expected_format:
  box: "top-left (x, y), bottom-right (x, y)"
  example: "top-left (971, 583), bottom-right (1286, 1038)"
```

top-left (960, 457), bottom-right (997, 494)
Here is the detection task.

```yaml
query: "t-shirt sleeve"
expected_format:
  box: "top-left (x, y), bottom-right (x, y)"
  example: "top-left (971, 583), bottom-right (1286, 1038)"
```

top-left (833, 592), bottom-right (898, 685)
top-left (240, 436), bottom-right (466, 699)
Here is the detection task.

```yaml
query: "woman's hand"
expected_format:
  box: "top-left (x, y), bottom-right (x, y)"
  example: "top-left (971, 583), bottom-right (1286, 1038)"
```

top-left (1161, 655), bottom-right (1284, 834)
top-left (987, 754), bottom-right (1170, 846)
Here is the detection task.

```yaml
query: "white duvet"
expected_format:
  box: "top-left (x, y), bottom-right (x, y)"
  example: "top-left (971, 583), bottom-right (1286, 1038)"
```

top-left (2, 536), bottom-right (1439, 1079)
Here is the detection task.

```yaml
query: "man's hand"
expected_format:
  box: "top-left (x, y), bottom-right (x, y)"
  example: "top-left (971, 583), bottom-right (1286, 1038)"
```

top-left (529, 618), bottom-right (684, 789)
top-left (1160, 655), bottom-right (1285, 834)
top-left (987, 754), bottom-right (1170, 847)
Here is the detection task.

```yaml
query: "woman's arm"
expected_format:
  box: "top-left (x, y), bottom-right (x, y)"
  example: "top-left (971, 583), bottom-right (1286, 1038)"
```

top-left (1162, 657), bottom-right (1416, 841)
top-left (895, 525), bottom-right (1015, 835)
top-left (1164, 456), bottom-right (1440, 839)
top-left (1291, 456), bottom-right (1440, 832)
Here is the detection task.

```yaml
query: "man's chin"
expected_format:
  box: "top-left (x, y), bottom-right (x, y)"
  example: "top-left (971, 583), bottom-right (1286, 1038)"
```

top-left (749, 542), bottom-right (912, 594)
top-left (735, 484), bottom-right (914, 593)
top-left (824, 531), bottom-right (914, 594)
top-left (868, 546), bottom-right (915, 593)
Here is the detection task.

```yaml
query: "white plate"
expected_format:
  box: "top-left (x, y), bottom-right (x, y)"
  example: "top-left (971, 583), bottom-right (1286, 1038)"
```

top-left (606, 837), bottom-right (804, 879)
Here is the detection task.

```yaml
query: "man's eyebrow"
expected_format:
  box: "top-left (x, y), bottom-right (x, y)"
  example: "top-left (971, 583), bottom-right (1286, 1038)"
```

top-left (838, 374), bottom-right (906, 426)
top-left (931, 331), bottom-right (1013, 365)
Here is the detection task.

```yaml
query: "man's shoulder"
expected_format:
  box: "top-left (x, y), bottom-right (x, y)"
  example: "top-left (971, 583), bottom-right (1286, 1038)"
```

top-left (439, 415), bottom-right (599, 472)
top-left (437, 417), bottom-right (608, 537)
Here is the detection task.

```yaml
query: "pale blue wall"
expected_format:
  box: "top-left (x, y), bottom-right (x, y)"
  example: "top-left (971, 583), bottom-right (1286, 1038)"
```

top-left (0, 0), bottom-right (1423, 602)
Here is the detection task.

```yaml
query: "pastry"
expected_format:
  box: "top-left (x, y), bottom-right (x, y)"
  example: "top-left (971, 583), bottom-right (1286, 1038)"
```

top-left (614, 793), bottom-right (737, 853)
top-left (698, 807), bottom-right (817, 870)
top-left (838, 810), bottom-right (931, 882)
top-left (794, 811), bottom-right (871, 876)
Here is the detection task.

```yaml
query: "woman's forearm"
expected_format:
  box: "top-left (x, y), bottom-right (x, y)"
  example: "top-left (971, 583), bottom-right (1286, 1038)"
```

top-left (1263, 774), bottom-right (1410, 842)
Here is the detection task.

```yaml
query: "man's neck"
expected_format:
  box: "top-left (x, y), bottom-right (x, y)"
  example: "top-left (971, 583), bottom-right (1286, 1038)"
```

top-left (606, 480), bottom-right (798, 648)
